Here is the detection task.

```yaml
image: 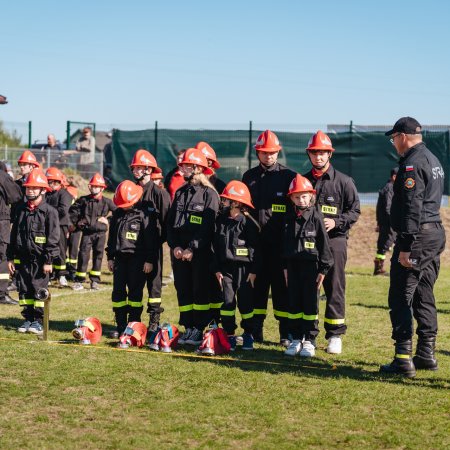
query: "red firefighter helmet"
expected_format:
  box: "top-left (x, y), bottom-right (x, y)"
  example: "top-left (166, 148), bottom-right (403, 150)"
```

top-left (119, 322), bottom-right (148, 348)
top-left (66, 185), bottom-right (78, 199)
top-left (45, 167), bottom-right (64, 182)
top-left (178, 148), bottom-right (213, 175)
top-left (198, 326), bottom-right (231, 356)
top-left (195, 141), bottom-right (221, 169)
top-left (306, 130), bottom-right (335, 152)
top-left (72, 317), bottom-right (102, 345)
top-left (151, 171), bottom-right (163, 181)
top-left (130, 149), bottom-right (162, 173)
top-left (89, 172), bottom-right (107, 188)
top-left (148, 323), bottom-right (180, 352)
top-left (220, 180), bottom-right (254, 209)
top-left (23, 169), bottom-right (50, 190)
top-left (288, 174), bottom-right (316, 196)
top-left (254, 130), bottom-right (282, 152)
top-left (113, 180), bottom-right (143, 208)
top-left (17, 150), bottom-right (40, 167)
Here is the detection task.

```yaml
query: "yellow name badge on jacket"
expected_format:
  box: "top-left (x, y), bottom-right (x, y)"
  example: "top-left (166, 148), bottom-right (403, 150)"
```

top-left (321, 205), bottom-right (337, 215)
top-left (190, 215), bottom-right (202, 224)
top-left (235, 248), bottom-right (249, 256)
top-left (126, 232), bottom-right (137, 240)
top-left (272, 204), bottom-right (286, 213)
top-left (34, 236), bottom-right (46, 244)
top-left (304, 241), bottom-right (315, 249)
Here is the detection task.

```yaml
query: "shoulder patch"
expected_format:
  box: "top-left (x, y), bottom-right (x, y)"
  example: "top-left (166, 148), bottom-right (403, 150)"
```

top-left (404, 178), bottom-right (415, 189)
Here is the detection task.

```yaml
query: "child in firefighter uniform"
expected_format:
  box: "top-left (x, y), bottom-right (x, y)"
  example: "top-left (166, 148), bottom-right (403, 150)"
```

top-left (106, 180), bottom-right (157, 337)
top-left (283, 174), bottom-right (333, 357)
top-left (7, 170), bottom-right (60, 335)
top-left (166, 148), bottom-right (220, 346)
top-left (70, 173), bottom-right (116, 290)
top-left (65, 183), bottom-right (81, 281)
top-left (212, 180), bottom-right (261, 351)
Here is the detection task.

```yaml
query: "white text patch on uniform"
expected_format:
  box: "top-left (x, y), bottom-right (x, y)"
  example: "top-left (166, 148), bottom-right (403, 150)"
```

top-left (326, 196), bottom-right (335, 202)
top-left (235, 248), bottom-right (249, 256)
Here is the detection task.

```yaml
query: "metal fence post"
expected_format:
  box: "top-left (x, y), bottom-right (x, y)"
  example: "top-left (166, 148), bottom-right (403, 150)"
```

top-left (154, 121), bottom-right (158, 159)
top-left (28, 121), bottom-right (32, 148)
top-left (248, 120), bottom-right (252, 170)
top-left (348, 120), bottom-right (353, 177)
top-left (66, 121), bottom-right (70, 150)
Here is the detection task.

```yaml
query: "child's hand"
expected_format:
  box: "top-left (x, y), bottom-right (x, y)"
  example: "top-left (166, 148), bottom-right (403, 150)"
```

top-left (324, 218), bottom-right (336, 232)
top-left (316, 273), bottom-right (325, 290)
top-left (97, 217), bottom-right (109, 225)
top-left (43, 264), bottom-right (53, 274)
top-left (182, 249), bottom-right (193, 261)
top-left (215, 272), bottom-right (223, 289)
top-left (143, 262), bottom-right (153, 273)
top-left (107, 260), bottom-right (114, 272)
top-left (8, 261), bottom-right (15, 276)
top-left (284, 269), bottom-right (288, 286)
top-left (173, 247), bottom-right (183, 259)
top-left (246, 273), bottom-right (256, 288)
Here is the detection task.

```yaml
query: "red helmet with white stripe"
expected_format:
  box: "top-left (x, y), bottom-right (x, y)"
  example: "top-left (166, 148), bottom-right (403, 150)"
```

top-left (254, 130), bottom-right (282, 152)
top-left (130, 149), bottom-right (162, 173)
top-left (195, 141), bottom-right (220, 169)
top-left (220, 180), bottom-right (254, 209)
top-left (178, 148), bottom-right (213, 175)
top-left (113, 180), bottom-right (143, 208)
top-left (306, 130), bottom-right (335, 152)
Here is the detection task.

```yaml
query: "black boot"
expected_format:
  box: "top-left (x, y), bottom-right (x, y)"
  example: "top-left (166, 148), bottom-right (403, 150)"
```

top-left (279, 320), bottom-right (291, 347)
top-left (253, 326), bottom-right (264, 344)
top-left (148, 306), bottom-right (164, 333)
top-left (413, 337), bottom-right (438, 371)
top-left (114, 309), bottom-right (128, 337)
top-left (380, 340), bottom-right (416, 378)
top-left (373, 258), bottom-right (386, 275)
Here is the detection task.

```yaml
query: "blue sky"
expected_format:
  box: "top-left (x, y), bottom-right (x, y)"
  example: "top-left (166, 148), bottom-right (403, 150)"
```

top-left (1, 0), bottom-right (450, 141)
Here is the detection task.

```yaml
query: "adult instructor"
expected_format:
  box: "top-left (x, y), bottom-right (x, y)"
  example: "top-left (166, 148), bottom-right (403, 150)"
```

top-left (380, 117), bottom-right (445, 378)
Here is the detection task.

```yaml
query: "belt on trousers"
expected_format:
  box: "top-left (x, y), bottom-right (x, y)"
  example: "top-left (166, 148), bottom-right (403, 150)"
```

top-left (420, 222), bottom-right (442, 230)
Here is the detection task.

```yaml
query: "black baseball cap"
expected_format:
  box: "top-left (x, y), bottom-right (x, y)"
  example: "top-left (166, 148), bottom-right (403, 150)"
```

top-left (385, 117), bottom-right (422, 136)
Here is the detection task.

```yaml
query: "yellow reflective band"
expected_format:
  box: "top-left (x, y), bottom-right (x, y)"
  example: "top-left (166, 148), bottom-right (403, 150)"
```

top-left (66, 258), bottom-right (77, 264)
top-left (13, 259), bottom-right (21, 264)
top-left (303, 313), bottom-right (319, 321)
top-left (0, 273), bottom-right (9, 280)
top-left (272, 204), bottom-right (286, 213)
top-left (19, 299), bottom-right (35, 306)
top-left (376, 254), bottom-right (386, 260)
top-left (128, 300), bottom-right (143, 308)
top-left (34, 301), bottom-right (45, 308)
top-left (324, 317), bottom-right (345, 325)
top-left (148, 297), bottom-right (161, 304)
top-left (235, 248), bottom-right (249, 256)
top-left (321, 205), bottom-right (337, 215)
top-left (210, 302), bottom-right (223, 309)
top-left (53, 265), bottom-right (66, 270)
top-left (89, 271), bottom-right (102, 276)
top-left (304, 241), bottom-right (315, 249)
top-left (190, 215), bottom-right (202, 225)
top-left (179, 304), bottom-right (193, 312)
top-left (35, 236), bottom-right (46, 244)
top-left (288, 312), bottom-right (303, 319)
top-left (253, 309), bottom-right (267, 315)
top-left (241, 311), bottom-right (254, 320)
top-left (193, 303), bottom-right (210, 311)
top-left (75, 272), bottom-right (87, 277)
top-left (126, 232), bottom-right (137, 240)
top-left (273, 309), bottom-right (289, 318)
top-left (220, 309), bottom-right (236, 316)
top-left (112, 301), bottom-right (127, 308)
top-left (395, 354), bottom-right (411, 360)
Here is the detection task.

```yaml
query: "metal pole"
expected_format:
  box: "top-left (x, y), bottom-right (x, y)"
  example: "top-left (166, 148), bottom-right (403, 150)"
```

top-left (349, 120), bottom-right (353, 177)
top-left (154, 121), bottom-right (158, 159)
top-left (28, 121), bottom-right (32, 148)
top-left (248, 120), bottom-right (253, 170)
top-left (66, 121), bottom-right (70, 150)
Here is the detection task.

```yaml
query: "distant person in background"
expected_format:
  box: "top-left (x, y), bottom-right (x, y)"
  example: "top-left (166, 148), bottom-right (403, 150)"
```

top-left (39, 134), bottom-right (62, 165)
top-left (75, 127), bottom-right (96, 165)
top-left (165, 150), bottom-right (186, 201)
top-left (195, 141), bottom-right (226, 193)
top-left (373, 167), bottom-right (398, 275)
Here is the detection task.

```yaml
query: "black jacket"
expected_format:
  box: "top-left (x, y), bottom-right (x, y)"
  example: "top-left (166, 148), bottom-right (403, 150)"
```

top-left (0, 171), bottom-right (22, 222)
top-left (141, 180), bottom-right (170, 243)
top-left (376, 179), bottom-right (394, 227)
top-left (210, 174), bottom-right (226, 195)
top-left (106, 205), bottom-right (157, 264)
top-left (304, 165), bottom-right (360, 239)
top-left (212, 211), bottom-right (261, 273)
top-left (242, 162), bottom-right (296, 245)
top-left (46, 188), bottom-right (73, 227)
top-left (283, 207), bottom-right (334, 274)
top-left (391, 142), bottom-right (444, 252)
top-left (69, 194), bottom-right (116, 233)
top-left (7, 200), bottom-right (60, 264)
top-left (167, 181), bottom-right (219, 251)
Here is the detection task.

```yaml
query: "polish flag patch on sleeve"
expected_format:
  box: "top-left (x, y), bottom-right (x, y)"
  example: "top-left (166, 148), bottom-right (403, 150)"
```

top-left (405, 165), bottom-right (414, 171)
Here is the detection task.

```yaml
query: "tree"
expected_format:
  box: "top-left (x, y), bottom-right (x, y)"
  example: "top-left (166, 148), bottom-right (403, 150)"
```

top-left (0, 120), bottom-right (22, 146)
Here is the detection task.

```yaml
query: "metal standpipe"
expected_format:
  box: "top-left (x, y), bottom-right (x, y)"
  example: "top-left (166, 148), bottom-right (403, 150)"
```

top-left (36, 288), bottom-right (51, 341)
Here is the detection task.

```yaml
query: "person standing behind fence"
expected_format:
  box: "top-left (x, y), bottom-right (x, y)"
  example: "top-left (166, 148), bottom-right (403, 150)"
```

top-left (374, 167), bottom-right (398, 275)
top-left (303, 131), bottom-right (360, 355)
top-left (380, 117), bottom-right (445, 378)
top-left (242, 130), bottom-right (296, 346)
top-left (75, 127), bottom-right (95, 165)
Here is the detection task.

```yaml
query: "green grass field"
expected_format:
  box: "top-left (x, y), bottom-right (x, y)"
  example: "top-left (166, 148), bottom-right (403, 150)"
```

top-left (1, 266), bottom-right (449, 449)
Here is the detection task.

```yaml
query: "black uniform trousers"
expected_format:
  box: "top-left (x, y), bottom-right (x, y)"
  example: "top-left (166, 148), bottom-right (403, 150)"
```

top-left (377, 224), bottom-right (396, 256)
top-left (0, 240), bottom-right (9, 301)
top-left (209, 272), bottom-right (223, 323)
top-left (67, 230), bottom-right (81, 278)
top-left (219, 262), bottom-right (255, 335)
top-left (17, 258), bottom-right (49, 323)
top-left (75, 232), bottom-right (106, 282)
top-left (323, 237), bottom-right (347, 339)
top-left (253, 242), bottom-right (290, 339)
top-left (388, 223), bottom-right (445, 342)
top-left (53, 225), bottom-right (69, 277)
top-left (286, 259), bottom-right (320, 341)
top-left (173, 248), bottom-right (211, 330)
top-left (146, 245), bottom-right (163, 316)
top-left (111, 254), bottom-right (147, 333)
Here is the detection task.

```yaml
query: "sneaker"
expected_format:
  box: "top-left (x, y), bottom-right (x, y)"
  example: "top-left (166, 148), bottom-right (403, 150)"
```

top-left (0, 294), bottom-right (18, 305)
top-left (327, 336), bottom-right (342, 354)
top-left (7, 282), bottom-right (17, 292)
top-left (178, 328), bottom-right (192, 345)
top-left (90, 281), bottom-right (100, 290)
top-left (280, 338), bottom-right (291, 348)
top-left (185, 328), bottom-right (203, 345)
top-left (228, 335), bottom-right (237, 351)
top-left (109, 330), bottom-right (119, 339)
top-left (59, 276), bottom-right (68, 287)
top-left (242, 333), bottom-right (254, 351)
top-left (72, 282), bottom-right (84, 291)
top-left (236, 335), bottom-right (243, 346)
top-left (28, 321), bottom-right (44, 335)
top-left (284, 339), bottom-right (302, 356)
top-left (17, 320), bottom-right (32, 333)
top-left (299, 340), bottom-right (316, 357)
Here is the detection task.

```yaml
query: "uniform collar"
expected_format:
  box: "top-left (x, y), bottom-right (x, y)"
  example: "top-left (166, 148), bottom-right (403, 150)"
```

top-left (399, 142), bottom-right (425, 162)
top-left (259, 162), bottom-right (279, 174)
top-left (309, 164), bottom-right (335, 181)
